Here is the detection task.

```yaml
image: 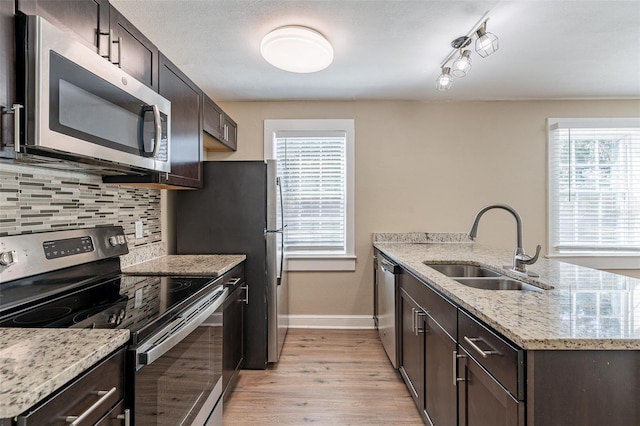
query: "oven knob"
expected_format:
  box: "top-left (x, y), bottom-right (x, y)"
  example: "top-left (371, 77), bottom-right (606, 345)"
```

top-left (108, 313), bottom-right (117, 324)
top-left (118, 309), bottom-right (126, 321)
top-left (117, 235), bottom-right (126, 245)
top-left (0, 250), bottom-right (17, 266)
top-left (108, 236), bottom-right (119, 247)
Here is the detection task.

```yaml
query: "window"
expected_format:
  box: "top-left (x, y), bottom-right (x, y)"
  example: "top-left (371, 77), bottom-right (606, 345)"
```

top-left (548, 118), bottom-right (640, 269)
top-left (264, 119), bottom-right (355, 271)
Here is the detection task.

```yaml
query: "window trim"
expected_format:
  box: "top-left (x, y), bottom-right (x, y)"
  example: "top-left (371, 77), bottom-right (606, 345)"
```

top-left (547, 117), bottom-right (640, 270)
top-left (264, 119), bottom-right (356, 271)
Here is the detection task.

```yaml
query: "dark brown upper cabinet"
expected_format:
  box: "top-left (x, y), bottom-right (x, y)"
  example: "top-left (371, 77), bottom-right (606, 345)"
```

top-left (109, 5), bottom-right (158, 91)
top-left (104, 53), bottom-right (203, 189)
top-left (17, 1), bottom-right (158, 91)
top-left (16, 0), bottom-right (110, 51)
top-left (1, 0), bottom-right (16, 152)
top-left (157, 53), bottom-right (203, 188)
top-left (203, 94), bottom-right (237, 152)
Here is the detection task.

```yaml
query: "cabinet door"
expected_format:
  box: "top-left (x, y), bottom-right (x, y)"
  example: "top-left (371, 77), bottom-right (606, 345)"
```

top-left (202, 95), bottom-right (238, 152)
top-left (223, 283), bottom-right (245, 396)
top-left (458, 347), bottom-right (524, 426)
top-left (203, 95), bottom-right (224, 140)
top-left (424, 313), bottom-right (457, 426)
top-left (157, 53), bottom-right (203, 188)
top-left (399, 288), bottom-right (424, 410)
top-left (223, 115), bottom-right (238, 151)
top-left (109, 5), bottom-right (158, 90)
top-left (17, 0), bottom-right (109, 50)
top-left (1, 0), bottom-right (15, 150)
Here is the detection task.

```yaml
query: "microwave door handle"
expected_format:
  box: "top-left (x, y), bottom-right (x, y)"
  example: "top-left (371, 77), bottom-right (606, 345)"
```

top-left (151, 104), bottom-right (162, 158)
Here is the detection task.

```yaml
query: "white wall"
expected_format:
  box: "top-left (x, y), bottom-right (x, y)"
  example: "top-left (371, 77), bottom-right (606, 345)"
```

top-left (202, 100), bottom-right (640, 316)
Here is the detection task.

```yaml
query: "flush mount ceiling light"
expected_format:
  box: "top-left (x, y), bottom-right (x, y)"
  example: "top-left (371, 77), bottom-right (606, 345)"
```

top-left (260, 26), bottom-right (334, 73)
top-left (435, 12), bottom-right (499, 91)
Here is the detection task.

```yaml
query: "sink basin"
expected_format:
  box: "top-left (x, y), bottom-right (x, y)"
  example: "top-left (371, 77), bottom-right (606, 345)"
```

top-left (455, 277), bottom-right (544, 292)
top-left (425, 263), bottom-right (502, 278)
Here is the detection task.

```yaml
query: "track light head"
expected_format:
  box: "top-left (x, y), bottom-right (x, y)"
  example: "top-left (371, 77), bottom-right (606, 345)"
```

top-left (475, 22), bottom-right (499, 58)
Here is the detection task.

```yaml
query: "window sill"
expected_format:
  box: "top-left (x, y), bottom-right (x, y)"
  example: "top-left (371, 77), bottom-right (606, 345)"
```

top-left (286, 255), bottom-right (357, 272)
top-left (546, 254), bottom-right (640, 270)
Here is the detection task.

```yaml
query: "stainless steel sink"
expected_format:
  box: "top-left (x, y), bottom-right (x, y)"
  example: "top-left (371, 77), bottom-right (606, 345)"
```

top-left (454, 277), bottom-right (544, 292)
top-left (424, 263), bottom-right (501, 278)
top-left (424, 262), bottom-right (547, 291)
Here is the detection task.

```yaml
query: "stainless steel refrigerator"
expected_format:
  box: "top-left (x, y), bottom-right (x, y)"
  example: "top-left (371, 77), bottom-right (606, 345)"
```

top-left (176, 160), bottom-right (288, 369)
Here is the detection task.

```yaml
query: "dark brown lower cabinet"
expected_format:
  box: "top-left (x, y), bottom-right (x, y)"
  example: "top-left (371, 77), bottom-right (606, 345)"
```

top-left (391, 262), bottom-right (640, 426)
top-left (399, 288), bottom-right (424, 408)
top-left (223, 278), bottom-right (245, 399)
top-left (527, 350), bottom-right (640, 426)
top-left (400, 279), bottom-right (458, 426)
top-left (424, 312), bottom-right (457, 426)
top-left (15, 348), bottom-right (126, 425)
top-left (458, 346), bottom-right (524, 426)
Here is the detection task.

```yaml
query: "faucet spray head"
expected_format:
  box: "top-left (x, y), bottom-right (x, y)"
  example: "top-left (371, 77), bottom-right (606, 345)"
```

top-left (468, 219), bottom-right (480, 240)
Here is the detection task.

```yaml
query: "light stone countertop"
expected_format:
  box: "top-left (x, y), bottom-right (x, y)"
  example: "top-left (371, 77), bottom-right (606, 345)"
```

top-left (0, 328), bottom-right (130, 419)
top-left (374, 233), bottom-right (640, 351)
top-left (122, 254), bottom-right (246, 276)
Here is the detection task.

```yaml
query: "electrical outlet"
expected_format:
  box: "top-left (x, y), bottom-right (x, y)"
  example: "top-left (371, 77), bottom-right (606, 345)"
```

top-left (134, 288), bottom-right (143, 308)
top-left (135, 221), bottom-right (143, 239)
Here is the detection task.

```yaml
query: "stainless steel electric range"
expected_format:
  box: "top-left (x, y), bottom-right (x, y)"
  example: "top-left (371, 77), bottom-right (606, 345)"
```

top-left (0, 226), bottom-right (229, 425)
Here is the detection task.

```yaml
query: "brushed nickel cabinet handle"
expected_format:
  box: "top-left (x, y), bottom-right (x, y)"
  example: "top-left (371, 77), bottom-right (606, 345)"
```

top-left (116, 408), bottom-right (130, 426)
top-left (242, 285), bottom-right (249, 304)
top-left (463, 336), bottom-right (500, 358)
top-left (65, 386), bottom-right (117, 425)
top-left (416, 311), bottom-right (426, 334)
top-left (1, 104), bottom-right (22, 151)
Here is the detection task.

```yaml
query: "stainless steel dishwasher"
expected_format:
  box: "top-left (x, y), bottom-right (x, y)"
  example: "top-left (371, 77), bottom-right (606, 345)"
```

top-left (374, 250), bottom-right (401, 368)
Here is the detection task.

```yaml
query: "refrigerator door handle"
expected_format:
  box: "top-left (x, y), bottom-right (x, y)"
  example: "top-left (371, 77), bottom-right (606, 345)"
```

top-left (276, 176), bottom-right (285, 285)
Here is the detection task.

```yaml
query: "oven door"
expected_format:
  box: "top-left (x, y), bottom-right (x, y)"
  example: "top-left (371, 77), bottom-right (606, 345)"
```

top-left (19, 15), bottom-right (171, 173)
top-left (131, 287), bottom-right (227, 426)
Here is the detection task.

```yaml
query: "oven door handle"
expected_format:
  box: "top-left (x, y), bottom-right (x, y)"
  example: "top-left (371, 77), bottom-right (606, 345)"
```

top-left (137, 287), bottom-right (228, 366)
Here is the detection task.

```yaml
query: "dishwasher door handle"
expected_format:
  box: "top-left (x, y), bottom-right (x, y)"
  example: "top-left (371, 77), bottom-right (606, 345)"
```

top-left (380, 258), bottom-right (397, 274)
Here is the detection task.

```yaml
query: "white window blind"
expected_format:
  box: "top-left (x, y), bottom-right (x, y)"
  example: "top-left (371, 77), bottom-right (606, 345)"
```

top-left (548, 119), bottom-right (640, 255)
top-left (275, 130), bottom-right (347, 254)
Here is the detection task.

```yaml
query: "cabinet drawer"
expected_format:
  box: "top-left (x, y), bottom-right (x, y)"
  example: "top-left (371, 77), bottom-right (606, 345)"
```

top-left (400, 270), bottom-right (457, 339)
top-left (18, 348), bottom-right (125, 425)
top-left (458, 310), bottom-right (524, 400)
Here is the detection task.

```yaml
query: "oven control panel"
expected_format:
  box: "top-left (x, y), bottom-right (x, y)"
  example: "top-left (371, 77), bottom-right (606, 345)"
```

top-left (0, 226), bottom-right (128, 283)
top-left (43, 236), bottom-right (95, 259)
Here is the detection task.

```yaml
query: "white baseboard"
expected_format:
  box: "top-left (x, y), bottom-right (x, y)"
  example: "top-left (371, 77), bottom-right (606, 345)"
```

top-left (288, 315), bottom-right (375, 329)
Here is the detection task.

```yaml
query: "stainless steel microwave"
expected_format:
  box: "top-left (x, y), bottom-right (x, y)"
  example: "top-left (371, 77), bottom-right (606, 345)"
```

top-left (15, 15), bottom-right (171, 174)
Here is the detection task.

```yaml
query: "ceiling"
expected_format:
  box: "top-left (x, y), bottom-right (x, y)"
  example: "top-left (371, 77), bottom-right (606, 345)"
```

top-left (109, 0), bottom-right (640, 102)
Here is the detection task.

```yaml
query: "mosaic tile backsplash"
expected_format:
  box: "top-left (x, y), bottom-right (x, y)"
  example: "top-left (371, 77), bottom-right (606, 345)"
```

top-left (0, 164), bottom-right (161, 248)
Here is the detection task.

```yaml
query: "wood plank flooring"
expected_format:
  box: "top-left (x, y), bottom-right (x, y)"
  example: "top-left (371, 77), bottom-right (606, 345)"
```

top-left (223, 329), bottom-right (424, 425)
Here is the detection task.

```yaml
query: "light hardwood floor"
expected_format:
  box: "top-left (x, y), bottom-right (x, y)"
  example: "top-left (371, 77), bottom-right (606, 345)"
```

top-left (223, 329), bottom-right (424, 425)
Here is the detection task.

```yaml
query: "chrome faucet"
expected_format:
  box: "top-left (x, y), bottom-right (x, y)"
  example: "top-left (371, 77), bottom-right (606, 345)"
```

top-left (468, 204), bottom-right (541, 276)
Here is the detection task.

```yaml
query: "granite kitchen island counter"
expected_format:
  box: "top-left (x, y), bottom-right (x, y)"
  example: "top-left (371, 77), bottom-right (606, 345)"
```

top-left (374, 233), bottom-right (640, 350)
top-left (0, 328), bottom-right (130, 419)
top-left (122, 254), bottom-right (246, 276)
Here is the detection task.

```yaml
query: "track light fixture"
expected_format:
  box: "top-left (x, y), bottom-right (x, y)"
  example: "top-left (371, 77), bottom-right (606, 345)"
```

top-left (436, 67), bottom-right (453, 91)
top-left (435, 12), bottom-right (499, 91)
top-left (452, 50), bottom-right (472, 77)
top-left (475, 22), bottom-right (499, 58)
